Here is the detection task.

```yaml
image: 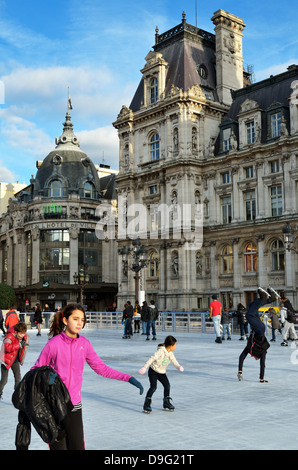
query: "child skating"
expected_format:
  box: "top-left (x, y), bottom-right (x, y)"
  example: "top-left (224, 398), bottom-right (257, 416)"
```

top-left (31, 303), bottom-right (143, 450)
top-left (139, 335), bottom-right (184, 413)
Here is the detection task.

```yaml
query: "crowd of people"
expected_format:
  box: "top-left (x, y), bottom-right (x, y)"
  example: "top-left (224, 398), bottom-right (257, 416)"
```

top-left (121, 299), bottom-right (159, 340)
top-left (209, 287), bottom-right (297, 382)
top-left (0, 287), bottom-right (296, 449)
top-left (209, 289), bottom-right (297, 346)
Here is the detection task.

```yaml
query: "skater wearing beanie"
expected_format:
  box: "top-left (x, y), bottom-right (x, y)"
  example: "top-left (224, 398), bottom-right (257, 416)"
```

top-left (139, 335), bottom-right (184, 413)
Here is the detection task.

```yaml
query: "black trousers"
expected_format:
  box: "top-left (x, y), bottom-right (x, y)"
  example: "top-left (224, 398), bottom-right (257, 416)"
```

top-left (49, 408), bottom-right (85, 450)
top-left (146, 367), bottom-right (170, 399)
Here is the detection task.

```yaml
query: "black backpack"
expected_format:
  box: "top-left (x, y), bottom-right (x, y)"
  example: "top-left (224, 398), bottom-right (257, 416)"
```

top-left (249, 334), bottom-right (270, 359)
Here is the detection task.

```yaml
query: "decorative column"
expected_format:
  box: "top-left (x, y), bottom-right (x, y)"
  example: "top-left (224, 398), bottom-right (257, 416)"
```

top-left (31, 227), bottom-right (40, 285)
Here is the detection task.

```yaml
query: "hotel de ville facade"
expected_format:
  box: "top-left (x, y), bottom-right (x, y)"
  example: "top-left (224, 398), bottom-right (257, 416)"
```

top-left (113, 10), bottom-right (298, 312)
top-left (0, 10), bottom-right (298, 312)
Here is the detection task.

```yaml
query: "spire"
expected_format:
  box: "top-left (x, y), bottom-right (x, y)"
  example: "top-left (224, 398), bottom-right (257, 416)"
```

top-left (55, 110), bottom-right (80, 149)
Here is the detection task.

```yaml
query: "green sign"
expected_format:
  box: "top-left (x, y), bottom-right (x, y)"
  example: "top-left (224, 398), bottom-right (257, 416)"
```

top-left (43, 203), bottom-right (62, 214)
top-left (43, 281), bottom-right (50, 288)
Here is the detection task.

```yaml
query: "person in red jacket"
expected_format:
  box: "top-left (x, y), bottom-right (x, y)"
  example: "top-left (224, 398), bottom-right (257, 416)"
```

top-left (210, 294), bottom-right (222, 343)
top-left (0, 322), bottom-right (28, 400)
top-left (5, 307), bottom-right (19, 330)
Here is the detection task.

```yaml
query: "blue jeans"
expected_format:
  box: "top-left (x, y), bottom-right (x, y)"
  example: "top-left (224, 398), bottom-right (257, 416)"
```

top-left (222, 323), bottom-right (231, 338)
top-left (146, 320), bottom-right (156, 337)
top-left (212, 315), bottom-right (221, 338)
top-left (142, 321), bottom-right (147, 334)
top-left (124, 318), bottom-right (132, 336)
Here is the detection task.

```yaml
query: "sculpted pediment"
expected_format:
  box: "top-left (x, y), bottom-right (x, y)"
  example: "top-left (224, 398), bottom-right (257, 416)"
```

top-left (239, 98), bottom-right (261, 114)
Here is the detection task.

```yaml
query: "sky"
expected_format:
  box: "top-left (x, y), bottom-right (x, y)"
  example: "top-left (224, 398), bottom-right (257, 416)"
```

top-left (0, 0), bottom-right (297, 185)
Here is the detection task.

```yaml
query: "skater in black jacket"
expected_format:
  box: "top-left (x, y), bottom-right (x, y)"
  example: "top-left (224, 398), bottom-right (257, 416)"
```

top-left (237, 287), bottom-right (279, 383)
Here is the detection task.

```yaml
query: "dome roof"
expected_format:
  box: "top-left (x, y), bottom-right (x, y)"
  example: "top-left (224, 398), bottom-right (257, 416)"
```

top-left (32, 112), bottom-right (101, 200)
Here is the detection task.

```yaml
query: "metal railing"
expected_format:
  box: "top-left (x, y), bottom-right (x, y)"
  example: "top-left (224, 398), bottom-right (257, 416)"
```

top-left (20, 311), bottom-right (238, 334)
top-left (17, 311), bottom-right (298, 335)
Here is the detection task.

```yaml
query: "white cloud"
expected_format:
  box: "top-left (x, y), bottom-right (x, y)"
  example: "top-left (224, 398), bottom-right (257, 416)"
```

top-left (0, 109), bottom-right (53, 155)
top-left (0, 161), bottom-right (15, 182)
top-left (1, 64), bottom-right (136, 124)
top-left (77, 125), bottom-right (119, 170)
top-left (255, 60), bottom-right (298, 81)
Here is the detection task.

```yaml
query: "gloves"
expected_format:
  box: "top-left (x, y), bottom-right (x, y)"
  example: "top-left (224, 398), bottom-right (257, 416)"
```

top-left (139, 367), bottom-right (147, 375)
top-left (129, 376), bottom-right (144, 395)
top-left (178, 366), bottom-right (184, 372)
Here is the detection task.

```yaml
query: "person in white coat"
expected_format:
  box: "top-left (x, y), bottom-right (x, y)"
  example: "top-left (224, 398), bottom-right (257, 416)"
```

top-left (139, 335), bottom-right (184, 412)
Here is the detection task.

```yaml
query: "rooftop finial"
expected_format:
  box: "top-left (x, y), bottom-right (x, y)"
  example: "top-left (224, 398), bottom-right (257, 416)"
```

top-left (67, 86), bottom-right (73, 111)
top-left (182, 11), bottom-right (186, 26)
top-left (155, 26), bottom-right (159, 45)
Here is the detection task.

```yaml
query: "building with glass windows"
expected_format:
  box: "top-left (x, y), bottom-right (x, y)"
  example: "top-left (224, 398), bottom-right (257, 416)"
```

top-left (113, 10), bottom-right (298, 311)
top-left (0, 111), bottom-right (118, 312)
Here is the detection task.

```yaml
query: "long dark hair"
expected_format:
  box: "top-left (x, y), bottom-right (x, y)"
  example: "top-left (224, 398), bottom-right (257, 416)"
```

top-left (49, 303), bottom-right (86, 338)
top-left (158, 335), bottom-right (177, 348)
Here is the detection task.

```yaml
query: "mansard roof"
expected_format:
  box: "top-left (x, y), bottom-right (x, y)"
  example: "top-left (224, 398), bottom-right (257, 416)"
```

top-left (227, 65), bottom-right (298, 120)
top-left (129, 13), bottom-right (218, 112)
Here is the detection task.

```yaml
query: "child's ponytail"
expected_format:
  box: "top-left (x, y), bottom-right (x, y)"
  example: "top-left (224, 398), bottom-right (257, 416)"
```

top-left (158, 335), bottom-right (177, 348)
top-left (48, 303), bottom-right (86, 338)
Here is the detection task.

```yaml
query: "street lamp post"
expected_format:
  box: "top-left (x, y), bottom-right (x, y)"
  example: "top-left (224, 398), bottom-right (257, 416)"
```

top-left (282, 222), bottom-right (298, 254)
top-left (73, 264), bottom-right (89, 306)
top-left (119, 238), bottom-right (148, 302)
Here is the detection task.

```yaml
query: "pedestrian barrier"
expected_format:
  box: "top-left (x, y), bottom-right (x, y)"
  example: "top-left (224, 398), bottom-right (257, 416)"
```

top-left (20, 311), bottom-right (239, 334)
top-left (16, 311), bottom-right (298, 335)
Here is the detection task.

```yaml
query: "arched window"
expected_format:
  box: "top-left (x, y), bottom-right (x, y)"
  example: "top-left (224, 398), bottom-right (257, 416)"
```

top-left (83, 182), bottom-right (96, 199)
top-left (150, 133), bottom-right (160, 161)
top-left (244, 242), bottom-right (258, 272)
top-left (221, 245), bottom-right (233, 274)
top-left (271, 239), bottom-right (285, 271)
top-left (48, 180), bottom-right (64, 198)
top-left (148, 251), bottom-right (159, 277)
top-left (151, 77), bottom-right (158, 103)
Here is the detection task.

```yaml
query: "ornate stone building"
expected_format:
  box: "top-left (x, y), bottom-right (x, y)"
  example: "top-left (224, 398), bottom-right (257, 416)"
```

top-left (113, 10), bottom-right (298, 311)
top-left (0, 111), bottom-right (118, 311)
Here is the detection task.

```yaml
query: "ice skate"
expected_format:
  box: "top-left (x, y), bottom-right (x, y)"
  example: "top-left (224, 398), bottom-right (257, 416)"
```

top-left (163, 396), bottom-right (175, 411)
top-left (281, 340), bottom-right (288, 346)
top-left (258, 287), bottom-right (269, 302)
top-left (143, 397), bottom-right (152, 413)
top-left (237, 371), bottom-right (242, 381)
top-left (267, 286), bottom-right (280, 302)
top-left (267, 286), bottom-right (280, 299)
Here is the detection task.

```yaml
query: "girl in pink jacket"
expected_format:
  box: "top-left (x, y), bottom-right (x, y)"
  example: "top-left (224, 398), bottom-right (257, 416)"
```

top-left (32, 303), bottom-right (143, 450)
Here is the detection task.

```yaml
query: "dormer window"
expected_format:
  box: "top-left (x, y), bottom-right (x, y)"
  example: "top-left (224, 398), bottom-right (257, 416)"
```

top-left (83, 182), bottom-right (96, 199)
top-left (271, 112), bottom-right (281, 138)
top-left (266, 102), bottom-right (288, 141)
top-left (223, 129), bottom-right (232, 151)
top-left (141, 51), bottom-right (168, 107)
top-left (151, 78), bottom-right (158, 103)
top-left (246, 121), bottom-right (255, 144)
top-left (48, 179), bottom-right (64, 198)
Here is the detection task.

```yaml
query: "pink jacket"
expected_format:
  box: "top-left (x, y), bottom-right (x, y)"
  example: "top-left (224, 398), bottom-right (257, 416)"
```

top-left (32, 332), bottom-right (131, 405)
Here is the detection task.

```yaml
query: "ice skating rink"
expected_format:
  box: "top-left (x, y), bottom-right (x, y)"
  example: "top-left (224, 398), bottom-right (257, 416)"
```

top-left (2, 327), bottom-right (298, 451)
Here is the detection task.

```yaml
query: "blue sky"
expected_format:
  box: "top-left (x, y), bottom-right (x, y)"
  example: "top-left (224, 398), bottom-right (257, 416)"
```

top-left (0, 0), bottom-right (297, 185)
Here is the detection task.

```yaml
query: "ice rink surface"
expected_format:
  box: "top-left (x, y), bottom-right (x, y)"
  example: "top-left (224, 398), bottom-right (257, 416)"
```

top-left (1, 326), bottom-right (298, 451)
